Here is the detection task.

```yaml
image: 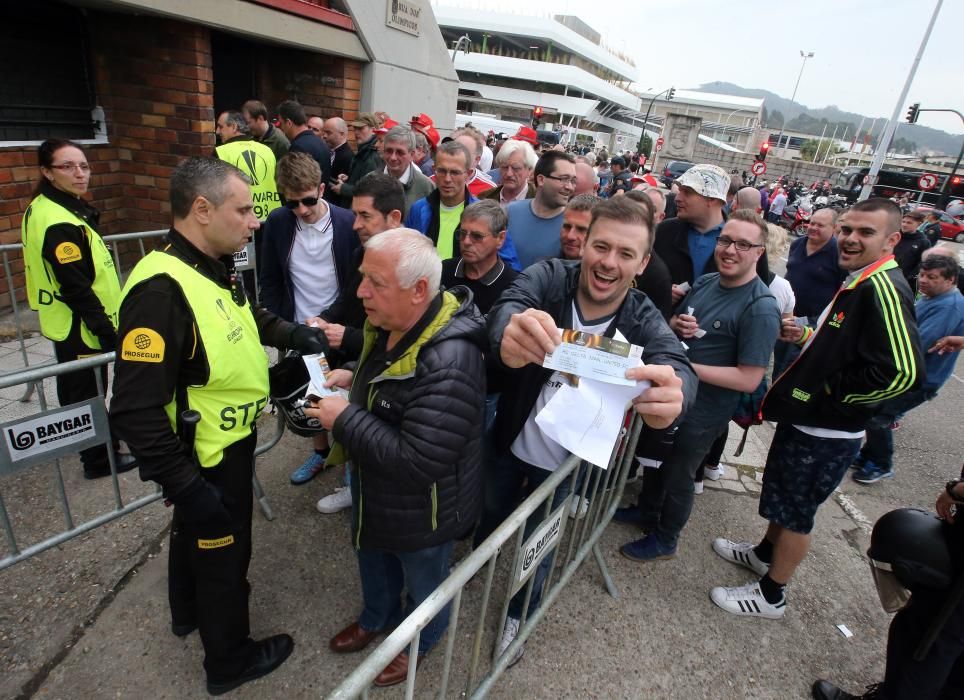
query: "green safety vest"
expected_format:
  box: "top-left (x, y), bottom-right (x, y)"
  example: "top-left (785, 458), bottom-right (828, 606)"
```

top-left (120, 251), bottom-right (270, 467)
top-left (215, 139), bottom-right (281, 220)
top-left (21, 194), bottom-right (121, 347)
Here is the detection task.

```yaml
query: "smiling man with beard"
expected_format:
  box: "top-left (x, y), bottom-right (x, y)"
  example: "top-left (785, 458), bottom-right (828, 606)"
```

top-left (711, 198), bottom-right (922, 623)
top-left (481, 196), bottom-right (696, 666)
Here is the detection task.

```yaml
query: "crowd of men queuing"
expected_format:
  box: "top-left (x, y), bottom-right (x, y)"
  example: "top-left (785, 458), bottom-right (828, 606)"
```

top-left (19, 96), bottom-right (964, 698)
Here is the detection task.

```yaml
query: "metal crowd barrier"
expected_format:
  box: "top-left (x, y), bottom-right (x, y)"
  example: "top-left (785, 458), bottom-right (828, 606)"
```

top-left (0, 351), bottom-right (284, 571)
top-left (328, 415), bottom-right (643, 699)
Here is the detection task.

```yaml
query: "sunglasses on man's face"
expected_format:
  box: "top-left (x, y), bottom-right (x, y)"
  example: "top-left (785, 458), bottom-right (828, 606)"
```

top-left (284, 196), bottom-right (320, 209)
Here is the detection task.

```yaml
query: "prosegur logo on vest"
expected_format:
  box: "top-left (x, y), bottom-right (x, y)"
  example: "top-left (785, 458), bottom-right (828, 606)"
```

top-left (4, 405), bottom-right (95, 461)
top-left (121, 327), bottom-right (165, 363)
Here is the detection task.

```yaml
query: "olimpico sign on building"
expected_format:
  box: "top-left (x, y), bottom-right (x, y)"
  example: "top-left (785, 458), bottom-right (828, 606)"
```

top-left (386, 0), bottom-right (421, 36)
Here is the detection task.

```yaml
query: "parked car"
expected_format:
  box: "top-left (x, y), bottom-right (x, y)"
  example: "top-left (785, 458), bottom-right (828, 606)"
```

top-left (660, 160), bottom-right (694, 188)
top-left (913, 206), bottom-right (964, 243)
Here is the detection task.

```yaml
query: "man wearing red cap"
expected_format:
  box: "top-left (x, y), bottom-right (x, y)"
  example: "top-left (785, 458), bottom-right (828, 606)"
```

top-left (411, 114), bottom-right (439, 177)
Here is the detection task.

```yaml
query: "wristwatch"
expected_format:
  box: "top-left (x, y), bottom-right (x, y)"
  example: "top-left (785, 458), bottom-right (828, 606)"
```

top-left (945, 479), bottom-right (963, 500)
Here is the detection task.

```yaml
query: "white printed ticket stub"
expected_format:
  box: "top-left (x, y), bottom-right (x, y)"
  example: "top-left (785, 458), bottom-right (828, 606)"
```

top-left (543, 329), bottom-right (642, 386)
top-left (302, 353), bottom-right (338, 398)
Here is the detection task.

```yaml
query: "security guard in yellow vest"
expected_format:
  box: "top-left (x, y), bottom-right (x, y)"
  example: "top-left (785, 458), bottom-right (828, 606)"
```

top-left (215, 110), bottom-right (281, 220)
top-left (110, 158), bottom-right (328, 695)
top-left (21, 139), bottom-right (136, 479)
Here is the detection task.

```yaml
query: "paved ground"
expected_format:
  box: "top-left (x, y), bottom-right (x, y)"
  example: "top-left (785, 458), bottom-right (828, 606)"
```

top-left (1, 270), bottom-right (961, 698)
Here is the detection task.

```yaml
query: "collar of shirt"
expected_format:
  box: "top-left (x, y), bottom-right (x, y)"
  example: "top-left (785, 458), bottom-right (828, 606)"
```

top-left (385, 163), bottom-right (412, 185)
top-left (500, 184), bottom-right (528, 206)
top-left (297, 202), bottom-right (332, 234)
top-left (453, 257), bottom-right (506, 286)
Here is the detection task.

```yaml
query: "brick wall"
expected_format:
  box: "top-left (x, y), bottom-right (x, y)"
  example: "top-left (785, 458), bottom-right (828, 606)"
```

top-left (0, 10), bottom-right (364, 311)
top-left (254, 46), bottom-right (363, 144)
top-left (0, 12), bottom-right (214, 310)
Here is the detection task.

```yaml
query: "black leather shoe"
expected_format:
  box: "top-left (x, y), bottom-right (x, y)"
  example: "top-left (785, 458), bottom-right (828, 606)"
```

top-left (114, 452), bottom-right (138, 473)
top-left (812, 679), bottom-right (882, 700)
top-left (206, 634), bottom-right (294, 696)
top-left (171, 620), bottom-right (197, 637)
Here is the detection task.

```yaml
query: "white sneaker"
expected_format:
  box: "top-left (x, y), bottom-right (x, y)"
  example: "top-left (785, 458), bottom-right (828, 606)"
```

top-left (710, 582), bottom-right (786, 619)
top-left (316, 486), bottom-right (352, 514)
top-left (704, 463), bottom-right (727, 481)
top-left (694, 481), bottom-right (704, 495)
top-left (497, 616), bottom-right (524, 667)
top-left (568, 495), bottom-right (589, 519)
top-left (711, 538), bottom-right (769, 576)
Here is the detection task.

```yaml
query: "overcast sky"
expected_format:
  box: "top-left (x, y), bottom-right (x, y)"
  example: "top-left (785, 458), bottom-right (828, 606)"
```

top-left (437, 0), bottom-right (963, 137)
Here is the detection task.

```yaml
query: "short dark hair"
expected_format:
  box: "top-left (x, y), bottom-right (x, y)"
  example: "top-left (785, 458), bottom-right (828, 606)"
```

top-left (534, 150), bottom-right (576, 181)
top-left (170, 157), bottom-right (249, 219)
top-left (623, 190), bottom-right (657, 223)
top-left (436, 140), bottom-right (472, 171)
top-left (727, 208), bottom-right (768, 243)
top-left (903, 209), bottom-right (925, 223)
top-left (920, 254), bottom-right (959, 282)
top-left (241, 100), bottom-right (268, 121)
top-left (277, 100), bottom-right (306, 126)
top-left (461, 199), bottom-right (507, 234)
top-left (589, 196), bottom-right (654, 256)
top-left (222, 110), bottom-right (249, 134)
top-left (850, 197), bottom-right (902, 235)
top-left (567, 193), bottom-right (600, 213)
top-left (353, 172), bottom-right (405, 218)
top-left (276, 152), bottom-right (321, 194)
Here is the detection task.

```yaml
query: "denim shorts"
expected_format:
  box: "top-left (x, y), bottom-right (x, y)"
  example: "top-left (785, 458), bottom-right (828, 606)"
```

top-left (758, 424), bottom-right (862, 534)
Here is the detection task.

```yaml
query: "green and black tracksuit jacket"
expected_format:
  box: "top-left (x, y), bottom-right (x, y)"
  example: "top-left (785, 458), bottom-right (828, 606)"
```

top-left (762, 256), bottom-right (923, 431)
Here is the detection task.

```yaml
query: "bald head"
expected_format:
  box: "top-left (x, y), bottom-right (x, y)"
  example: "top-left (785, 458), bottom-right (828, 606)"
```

top-left (573, 162), bottom-right (597, 195)
top-left (322, 117), bottom-right (348, 149)
top-left (735, 186), bottom-right (762, 212)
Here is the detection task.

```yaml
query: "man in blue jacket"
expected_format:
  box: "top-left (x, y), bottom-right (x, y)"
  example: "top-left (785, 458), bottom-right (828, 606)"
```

top-left (406, 141), bottom-right (521, 270)
top-left (258, 152), bottom-right (359, 485)
top-left (852, 249), bottom-right (964, 484)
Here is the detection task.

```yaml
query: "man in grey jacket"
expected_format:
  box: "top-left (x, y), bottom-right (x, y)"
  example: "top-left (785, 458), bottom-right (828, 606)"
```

top-left (381, 126), bottom-right (435, 216)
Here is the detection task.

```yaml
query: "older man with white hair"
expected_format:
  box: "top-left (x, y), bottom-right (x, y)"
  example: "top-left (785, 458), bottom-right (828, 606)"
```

top-left (479, 139), bottom-right (537, 207)
top-left (306, 228), bottom-right (487, 687)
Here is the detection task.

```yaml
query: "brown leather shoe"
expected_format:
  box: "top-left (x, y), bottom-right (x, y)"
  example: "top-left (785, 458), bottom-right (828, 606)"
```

top-left (373, 651), bottom-right (424, 687)
top-left (329, 622), bottom-right (379, 653)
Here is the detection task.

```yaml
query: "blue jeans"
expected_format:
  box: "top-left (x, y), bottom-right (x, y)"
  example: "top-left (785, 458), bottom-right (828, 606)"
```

top-left (356, 540), bottom-right (454, 656)
top-left (475, 447), bottom-right (572, 620)
top-left (860, 388), bottom-right (937, 470)
top-left (639, 419), bottom-right (725, 548)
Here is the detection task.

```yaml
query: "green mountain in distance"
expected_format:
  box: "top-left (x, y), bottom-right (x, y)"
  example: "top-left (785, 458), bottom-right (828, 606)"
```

top-left (695, 81), bottom-right (963, 156)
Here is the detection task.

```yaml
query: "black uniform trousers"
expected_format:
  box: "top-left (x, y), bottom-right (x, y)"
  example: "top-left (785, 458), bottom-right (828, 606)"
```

top-left (884, 585), bottom-right (964, 699)
top-left (52, 326), bottom-right (113, 476)
top-left (168, 431), bottom-right (257, 682)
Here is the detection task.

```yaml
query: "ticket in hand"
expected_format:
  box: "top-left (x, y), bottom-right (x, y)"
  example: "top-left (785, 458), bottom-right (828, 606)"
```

top-left (302, 353), bottom-right (339, 399)
top-left (543, 329), bottom-right (643, 386)
top-left (685, 307), bottom-right (707, 338)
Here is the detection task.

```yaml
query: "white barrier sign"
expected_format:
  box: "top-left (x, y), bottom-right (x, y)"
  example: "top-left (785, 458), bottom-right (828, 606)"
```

top-left (513, 503), bottom-right (567, 592)
top-left (4, 403), bottom-right (96, 462)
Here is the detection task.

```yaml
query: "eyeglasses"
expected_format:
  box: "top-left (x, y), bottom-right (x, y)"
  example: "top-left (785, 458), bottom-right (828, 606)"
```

top-left (284, 195), bottom-right (319, 209)
top-left (458, 228), bottom-right (494, 243)
top-left (435, 168), bottom-right (465, 179)
top-left (50, 163), bottom-right (91, 173)
top-left (716, 236), bottom-right (764, 252)
top-left (544, 174), bottom-right (577, 187)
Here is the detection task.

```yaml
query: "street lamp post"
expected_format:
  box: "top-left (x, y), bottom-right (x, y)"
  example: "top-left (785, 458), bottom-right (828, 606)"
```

top-left (774, 50), bottom-right (814, 158)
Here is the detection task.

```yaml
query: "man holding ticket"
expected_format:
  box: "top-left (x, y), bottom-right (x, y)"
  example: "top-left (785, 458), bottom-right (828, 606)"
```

top-left (483, 196), bottom-right (696, 666)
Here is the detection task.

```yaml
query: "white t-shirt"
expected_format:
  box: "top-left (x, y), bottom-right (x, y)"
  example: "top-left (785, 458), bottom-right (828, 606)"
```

top-left (768, 274), bottom-right (796, 315)
top-left (480, 145), bottom-right (494, 172)
top-left (289, 206), bottom-right (338, 323)
top-left (510, 302), bottom-right (613, 471)
top-left (792, 265), bottom-right (866, 440)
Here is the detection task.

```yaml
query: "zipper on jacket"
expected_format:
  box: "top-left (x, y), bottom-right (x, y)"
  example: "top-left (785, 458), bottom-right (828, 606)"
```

top-left (430, 482), bottom-right (438, 531)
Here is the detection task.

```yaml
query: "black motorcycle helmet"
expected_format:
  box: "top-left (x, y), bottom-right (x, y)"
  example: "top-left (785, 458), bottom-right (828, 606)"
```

top-left (867, 508), bottom-right (955, 611)
top-left (268, 351), bottom-right (325, 437)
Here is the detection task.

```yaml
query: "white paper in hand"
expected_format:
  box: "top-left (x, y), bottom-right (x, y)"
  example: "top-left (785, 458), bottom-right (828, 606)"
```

top-left (302, 353), bottom-right (338, 399)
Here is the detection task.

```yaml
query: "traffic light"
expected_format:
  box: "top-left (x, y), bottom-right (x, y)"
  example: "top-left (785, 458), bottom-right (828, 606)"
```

top-left (532, 106), bottom-right (543, 128)
top-left (758, 141), bottom-right (770, 161)
top-left (906, 102), bottom-right (920, 124)
top-left (667, 87), bottom-right (676, 101)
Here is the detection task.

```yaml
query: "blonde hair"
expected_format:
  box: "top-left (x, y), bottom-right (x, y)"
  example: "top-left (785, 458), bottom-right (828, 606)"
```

top-left (764, 223), bottom-right (791, 265)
